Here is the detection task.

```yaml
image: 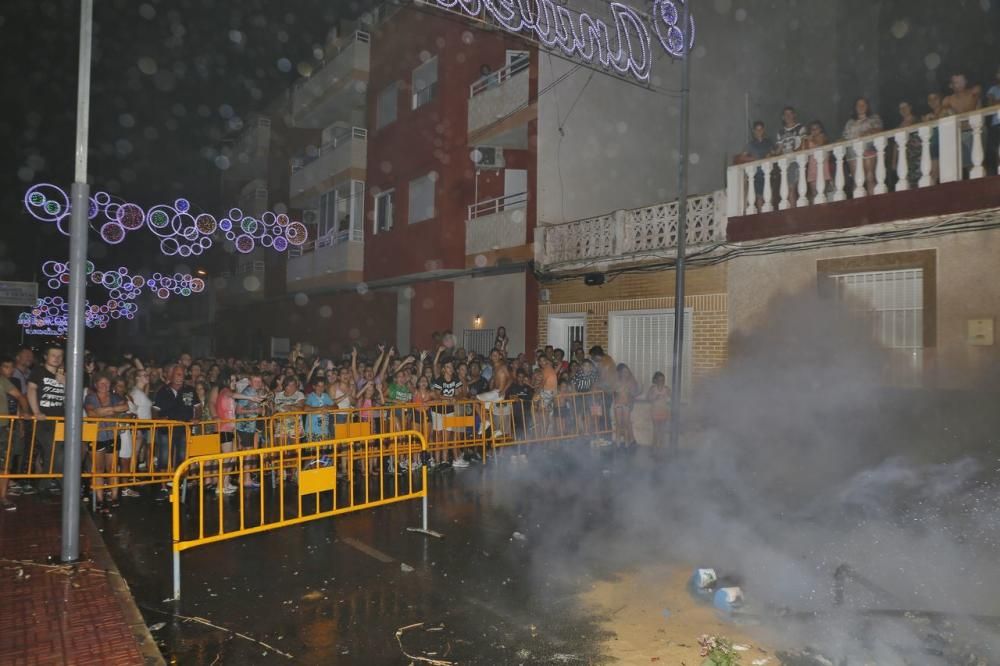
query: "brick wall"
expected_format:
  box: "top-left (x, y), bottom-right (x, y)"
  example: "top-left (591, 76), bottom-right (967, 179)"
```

top-left (538, 265), bottom-right (729, 382)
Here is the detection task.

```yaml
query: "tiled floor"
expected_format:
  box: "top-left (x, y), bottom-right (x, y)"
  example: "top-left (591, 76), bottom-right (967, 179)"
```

top-left (0, 497), bottom-right (151, 665)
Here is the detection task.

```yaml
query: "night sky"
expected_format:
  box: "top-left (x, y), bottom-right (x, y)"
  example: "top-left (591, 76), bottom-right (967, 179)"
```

top-left (0, 0), bottom-right (364, 285)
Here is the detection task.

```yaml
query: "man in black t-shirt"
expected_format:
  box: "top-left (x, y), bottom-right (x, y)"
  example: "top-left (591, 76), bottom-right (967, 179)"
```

top-left (27, 346), bottom-right (65, 492)
top-left (152, 366), bottom-right (201, 499)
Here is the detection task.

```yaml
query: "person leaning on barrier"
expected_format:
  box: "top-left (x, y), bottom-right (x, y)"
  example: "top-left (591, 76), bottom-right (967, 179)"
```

top-left (27, 345), bottom-right (66, 494)
top-left (0, 357), bottom-right (29, 511)
top-left (151, 365), bottom-right (201, 502)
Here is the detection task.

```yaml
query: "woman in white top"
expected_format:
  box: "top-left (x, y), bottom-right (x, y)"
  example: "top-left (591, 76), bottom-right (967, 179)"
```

top-left (126, 369), bottom-right (153, 496)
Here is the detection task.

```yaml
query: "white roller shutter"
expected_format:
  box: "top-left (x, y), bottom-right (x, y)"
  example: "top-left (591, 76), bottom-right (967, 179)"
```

top-left (609, 309), bottom-right (692, 398)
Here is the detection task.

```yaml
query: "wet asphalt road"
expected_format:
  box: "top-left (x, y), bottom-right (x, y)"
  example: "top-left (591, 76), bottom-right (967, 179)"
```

top-left (98, 442), bottom-right (629, 665)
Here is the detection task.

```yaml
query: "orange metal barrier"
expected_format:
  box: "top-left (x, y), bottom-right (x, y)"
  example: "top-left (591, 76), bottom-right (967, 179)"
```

top-left (171, 430), bottom-right (428, 598)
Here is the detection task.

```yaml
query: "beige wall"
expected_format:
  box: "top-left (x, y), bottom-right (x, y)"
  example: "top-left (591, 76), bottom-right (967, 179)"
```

top-left (452, 272), bottom-right (527, 356)
top-left (728, 227), bottom-right (1000, 389)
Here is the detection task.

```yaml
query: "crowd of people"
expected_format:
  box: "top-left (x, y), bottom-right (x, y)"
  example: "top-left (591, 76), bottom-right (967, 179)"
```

top-left (734, 67), bottom-right (1000, 209)
top-left (0, 328), bottom-right (673, 513)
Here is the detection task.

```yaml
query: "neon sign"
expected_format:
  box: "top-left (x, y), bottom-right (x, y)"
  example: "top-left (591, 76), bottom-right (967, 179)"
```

top-left (24, 184), bottom-right (308, 258)
top-left (431, 0), bottom-right (694, 82)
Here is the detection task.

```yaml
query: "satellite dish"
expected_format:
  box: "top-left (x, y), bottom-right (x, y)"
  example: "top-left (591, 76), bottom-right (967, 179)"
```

top-left (470, 148), bottom-right (483, 164)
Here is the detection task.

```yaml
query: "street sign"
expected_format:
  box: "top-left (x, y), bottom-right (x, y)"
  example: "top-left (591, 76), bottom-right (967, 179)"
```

top-left (0, 281), bottom-right (38, 307)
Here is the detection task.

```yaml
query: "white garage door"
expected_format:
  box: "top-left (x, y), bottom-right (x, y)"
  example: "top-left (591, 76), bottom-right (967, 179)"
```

top-left (609, 309), bottom-right (692, 398)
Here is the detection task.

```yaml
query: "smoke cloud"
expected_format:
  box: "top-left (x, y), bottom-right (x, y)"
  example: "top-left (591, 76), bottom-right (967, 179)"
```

top-left (485, 291), bottom-right (1000, 663)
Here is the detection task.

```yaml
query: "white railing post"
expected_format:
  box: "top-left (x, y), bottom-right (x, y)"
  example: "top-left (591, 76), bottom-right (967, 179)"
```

top-left (726, 165), bottom-right (744, 218)
top-left (813, 148), bottom-right (827, 204)
top-left (832, 146), bottom-right (847, 201)
top-left (743, 166), bottom-right (756, 215)
top-left (873, 136), bottom-right (888, 195)
top-left (852, 140), bottom-right (867, 198)
top-left (795, 154), bottom-right (808, 207)
top-left (918, 125), bottom-right (933, 187)
top-left (777, 158), bottom-right (790, 210)
top-left (969, 113), bottom-right (985, 179)
top-left (894, 131), bottom-right (910, 191)
top-left (937, 115), bottom-right (961, 183)
top-left (760, 161), bottom-right (774, 213)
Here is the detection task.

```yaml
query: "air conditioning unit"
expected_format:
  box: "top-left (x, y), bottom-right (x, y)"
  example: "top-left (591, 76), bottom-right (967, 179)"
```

top-left (302, 209), bottom-right (320, 225)
top-left (475, 146), bottom-right (505, 169)
top-left (539, 288), bottom-right (551, 304)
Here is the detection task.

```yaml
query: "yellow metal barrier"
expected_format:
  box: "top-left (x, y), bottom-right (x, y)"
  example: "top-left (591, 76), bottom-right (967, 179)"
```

top-left (0, 415), bottom-right (191, 490)
top-left (171, 430), bottom-right (429, 599)
top-left (487, 391), bottom-right (612, 449)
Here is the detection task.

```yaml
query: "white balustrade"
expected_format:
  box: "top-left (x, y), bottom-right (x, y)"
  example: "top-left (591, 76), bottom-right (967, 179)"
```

top-left (761, 162), bottom-right (774, 213)
top-left (725, 103), bottom-right (1000, 216)
top-left (969, 114), bottom-right (985, 179)
top-left (541, 191), bottom-right (726, 266)
top-left (833, 146), bottom-right (847, 201)
top-left (852, 140), bottom-right (867, 198)
top-left (813, 148), bottom-right (828, 204)
top-left (777, 159), bottom-right (790, 210)
top-left (894, 131), bottom-right (909, 192)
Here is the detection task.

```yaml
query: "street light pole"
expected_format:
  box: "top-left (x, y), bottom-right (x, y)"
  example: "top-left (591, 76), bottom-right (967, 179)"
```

top-left (668, 0), bottom-right (692, 456)
top-left (61, 0), bottom-right (94, 563)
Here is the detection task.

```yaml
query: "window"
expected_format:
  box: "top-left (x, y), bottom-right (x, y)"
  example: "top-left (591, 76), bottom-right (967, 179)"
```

top-left (463, 329), bottom-right (496, 357)
top-left (829, 268), bottom-right (924, 385)
top-left (319, 181), bottom-right (365, 239)
top-left (376, 82), bottom-right (398, 129)
top-left (609, 309), bottom-right (692, 398)
top-left (506, 50), bottom-right (529, 74)
top-left (374, 189), bottom-right (394, 233)
top-left (411, 57), bottom-right (438, 109)
top-left (408, 174), bottom-right (436, 224)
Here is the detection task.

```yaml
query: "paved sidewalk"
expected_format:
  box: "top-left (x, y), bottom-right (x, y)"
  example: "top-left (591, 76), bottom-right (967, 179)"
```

top-left (0, 496), bottom-right (162, 666)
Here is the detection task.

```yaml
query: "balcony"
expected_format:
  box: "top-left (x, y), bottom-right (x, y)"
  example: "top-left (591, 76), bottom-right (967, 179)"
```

top-left (538, 190), bottom-right (727, 270)
top-left (287, 229), bottom-right (364, 290)
top-left (726, 104), bottom-right (1000, 242)
top-left (466, 192), bottom-right (529, 260)
top-left (289, 127), bottom-right (367, 208)
top-left (291, 31), bottom-right (370, 128)
top-left (237, 179), bottom-right (268, 218)
top-left (468, 58), bottom-right (531, 147)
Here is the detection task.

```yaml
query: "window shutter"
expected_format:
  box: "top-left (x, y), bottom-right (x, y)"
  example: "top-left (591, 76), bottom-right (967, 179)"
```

top-left (609, 309), bottom-right (692, 398)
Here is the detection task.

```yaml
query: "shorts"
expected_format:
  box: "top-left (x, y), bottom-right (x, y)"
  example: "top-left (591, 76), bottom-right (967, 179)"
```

top-left (220, 432), bottom-right (235, 444)
top-left (538, 390), bottom-right (555, 414)
top-left (0, 426), bottom-right (9, 469)
top-left (95, 438), bottom-right (116, 455)
top-left (236, 430), bottom-right (257, 450)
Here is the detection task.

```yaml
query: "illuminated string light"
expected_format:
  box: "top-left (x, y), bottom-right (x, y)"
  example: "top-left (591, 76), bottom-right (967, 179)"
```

top-left (23, 184), bottom-right (308, 257)
top-left (431, 0), bottom-right (695, 83)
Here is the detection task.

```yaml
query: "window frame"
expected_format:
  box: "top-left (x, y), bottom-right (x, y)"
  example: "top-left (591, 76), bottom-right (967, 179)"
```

top-left (376, 81), bottom-right (398, 130)
top-left (373, 189), bottom-right (395, 234)
top-left (407, 174), bottom-right (436, 224)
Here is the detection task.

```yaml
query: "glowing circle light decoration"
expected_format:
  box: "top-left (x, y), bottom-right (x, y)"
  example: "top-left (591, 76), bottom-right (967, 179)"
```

top-left (23, 184), bottom-right (308, 258)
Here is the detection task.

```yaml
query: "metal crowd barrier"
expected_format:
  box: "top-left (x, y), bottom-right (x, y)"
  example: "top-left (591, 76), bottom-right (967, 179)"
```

top-left (0, 414), bottom-right (190, 490)
top-left (0, 391), bottom-right (612, 491)
top-left (171, 429), bottom-right (429, 598)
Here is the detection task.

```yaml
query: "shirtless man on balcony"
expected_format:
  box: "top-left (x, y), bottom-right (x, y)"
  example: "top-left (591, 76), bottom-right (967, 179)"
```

top-left (943, 72), bottom-right (983, 170)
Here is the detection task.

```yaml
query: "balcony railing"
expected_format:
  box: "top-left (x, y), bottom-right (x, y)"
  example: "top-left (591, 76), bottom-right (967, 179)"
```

top-left (467, 191), bottom-right (527, 219)
top-left (727, 104), bottom-right (1000, 217)
top-left (469, 57), bottom-right (529, 98)
top-left (468, 58), bottom-right (530, 139)
top-left (291, 127), bottom-right (368, 172)
top-left (540, 190), bottom-right (726, 267)
top-left (288, 227), bottom-right (363, 257)
top-left (466, 192), bottom-right (528, 255)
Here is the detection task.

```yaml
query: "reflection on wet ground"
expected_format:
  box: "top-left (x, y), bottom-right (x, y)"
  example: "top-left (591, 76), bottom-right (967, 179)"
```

top-left (102, 442), bottom-right (626, 664)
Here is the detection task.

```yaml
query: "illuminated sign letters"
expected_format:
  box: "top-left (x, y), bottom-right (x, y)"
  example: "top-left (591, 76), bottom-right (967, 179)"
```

top-left (430, 0), bottom-right (694, 82)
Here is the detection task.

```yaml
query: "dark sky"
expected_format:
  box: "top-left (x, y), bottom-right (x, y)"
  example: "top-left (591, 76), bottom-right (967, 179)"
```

top-left (0, 0), bottom-right (363, 283)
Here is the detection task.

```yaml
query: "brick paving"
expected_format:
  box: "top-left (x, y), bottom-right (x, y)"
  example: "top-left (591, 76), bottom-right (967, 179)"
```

top-left (0, 497), bottom-right (161, 666)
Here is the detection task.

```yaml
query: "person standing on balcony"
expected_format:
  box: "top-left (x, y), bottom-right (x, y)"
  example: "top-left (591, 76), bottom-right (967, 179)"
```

top-left (774, 106), bottom-right (808, 203)
top-left (943, 72), bottom-right (983, 172)
top-left (803, 121), bottom-right (833, 199)
top-left (923, 92), bottom-right (950, 183)
top-left (895, 102), bottom-right (923, 188)
top-left (842, 97), bottom-right (883, 196)
top-left (987, 65), bottom-right (1000, 174)
top-left (733, 121), bottom-right (775, 212)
